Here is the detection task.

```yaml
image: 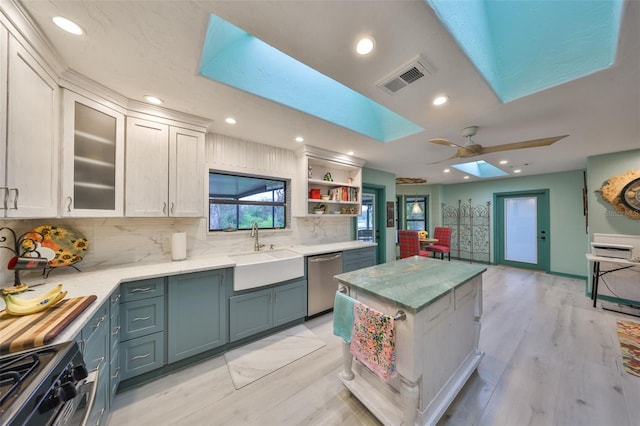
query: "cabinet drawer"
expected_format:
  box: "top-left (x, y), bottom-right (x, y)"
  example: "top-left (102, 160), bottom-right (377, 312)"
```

top-left (120, 332), bottom-right (165, 380)
top-left (120, 277), bottom-right (165, 302)
top-left (120, 297), bottom-right (165, 341)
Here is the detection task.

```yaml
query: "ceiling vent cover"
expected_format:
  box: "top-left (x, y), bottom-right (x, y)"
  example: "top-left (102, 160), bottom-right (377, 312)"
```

top-left (377, 56), bottom-right (432, 94)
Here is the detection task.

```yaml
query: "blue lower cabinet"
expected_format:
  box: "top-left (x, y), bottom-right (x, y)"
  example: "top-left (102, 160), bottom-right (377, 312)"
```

top-left (229, 288), bottom-right (273, 342)
top-left (80, 297), bottom-right (111, 425)
top-left (120, 332), bottom-right (165, 379)
top-left (229, 278), bottom-right (306, 342)
top-left (119, 278), bottom-right (166, 380)
top-left (167, 269), bottom-right (230, 363)
top-left (274, 280), bottom-right (307, 327)
top-left (342, 247), bottom-right (376, 273)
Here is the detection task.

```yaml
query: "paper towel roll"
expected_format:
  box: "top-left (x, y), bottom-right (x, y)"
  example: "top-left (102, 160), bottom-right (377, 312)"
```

top-left (171, 232), bottom-right (187, 261)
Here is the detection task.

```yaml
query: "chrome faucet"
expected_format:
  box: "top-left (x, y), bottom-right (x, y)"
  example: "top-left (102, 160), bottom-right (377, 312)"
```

top-left (250, 221), bottom-right (265, 251)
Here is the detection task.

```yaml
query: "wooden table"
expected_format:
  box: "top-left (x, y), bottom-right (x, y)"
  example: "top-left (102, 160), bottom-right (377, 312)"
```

top-left (419, 238), bottom-right (438, 250)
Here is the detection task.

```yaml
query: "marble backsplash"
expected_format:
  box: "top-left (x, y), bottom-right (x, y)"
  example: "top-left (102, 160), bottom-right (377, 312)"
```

top-left (0, 216), bottom-right (353, 285)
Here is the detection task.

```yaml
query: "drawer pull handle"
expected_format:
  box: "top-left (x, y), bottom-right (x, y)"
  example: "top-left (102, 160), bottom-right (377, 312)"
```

top-left (112, 294), bottom-right (121, 303)
top-left (10, 188), bottom-right (18, 209)
top-left (95, 408), bottom-right (105, 426)
top-left (93, 356), bottom-right (105, 371)
top-left (93, 316), bottom-right (106, 331)
top-left (111, 367), bottom-right (120, 379)
top-left (131, 352), bottom-right (151, 361)
top-left (112, 325), bottom-right (121, 335)
top-left (132, 315), bottom-right (151, 322)
top-left (1, 187), bottom-right (7, 210)
top-left (130, 287), bottom-right (153, 293)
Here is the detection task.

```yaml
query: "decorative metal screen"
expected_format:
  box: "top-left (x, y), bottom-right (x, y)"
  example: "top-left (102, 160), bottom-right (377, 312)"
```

top-left (442, 199), bottom-right (491, 263)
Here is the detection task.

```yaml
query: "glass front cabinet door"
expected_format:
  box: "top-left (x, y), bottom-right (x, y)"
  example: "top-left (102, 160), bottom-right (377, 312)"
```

top-left (61, 90), bottom-right (125, 216)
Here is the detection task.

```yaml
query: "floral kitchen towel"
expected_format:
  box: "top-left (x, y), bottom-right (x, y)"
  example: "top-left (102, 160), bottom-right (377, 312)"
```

top-left (349, 300), bottom-right (396, 382)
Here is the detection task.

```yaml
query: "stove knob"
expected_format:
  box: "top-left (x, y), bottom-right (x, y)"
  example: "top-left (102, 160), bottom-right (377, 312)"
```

top-left (38, 392), bottom-right (61, 413)
top-left (72, 364), bottom-right (89, 381)
top-left (59, 381), bottom-right (78, 402)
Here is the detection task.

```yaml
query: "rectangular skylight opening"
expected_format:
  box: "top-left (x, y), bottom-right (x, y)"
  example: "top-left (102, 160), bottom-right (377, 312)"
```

top-left (450, 160), bottom-right (508, 178)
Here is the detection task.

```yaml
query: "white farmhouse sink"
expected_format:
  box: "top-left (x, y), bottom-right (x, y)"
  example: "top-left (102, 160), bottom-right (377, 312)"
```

top-left (231, 249), bottom-right (304, 291)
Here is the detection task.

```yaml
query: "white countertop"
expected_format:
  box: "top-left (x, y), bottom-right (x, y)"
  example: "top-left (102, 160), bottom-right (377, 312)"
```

top-left (1, 240), bottom-right (376, 346)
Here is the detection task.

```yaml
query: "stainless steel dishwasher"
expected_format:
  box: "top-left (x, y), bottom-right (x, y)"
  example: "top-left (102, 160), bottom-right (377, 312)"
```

top-left (307, 252), bottom-right (343, 317)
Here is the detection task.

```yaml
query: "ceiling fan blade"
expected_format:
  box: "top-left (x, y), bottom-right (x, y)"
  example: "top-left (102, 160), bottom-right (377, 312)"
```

top-left (428, 138), bottom-right (465, 150)
top-left (426, 153), bottom-right (460, 165)
top-left (479, 135), bottom-right (569, 154)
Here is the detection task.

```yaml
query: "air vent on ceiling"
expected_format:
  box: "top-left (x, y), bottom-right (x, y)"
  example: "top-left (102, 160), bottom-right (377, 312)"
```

top-left (376, 56), bottom-right (432, 95)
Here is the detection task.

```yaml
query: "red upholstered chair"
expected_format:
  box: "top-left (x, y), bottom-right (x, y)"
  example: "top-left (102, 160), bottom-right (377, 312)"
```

top-left (398, 230), bottom-right (430, 259)
top-left (424, 227), bottom-right (452, 261)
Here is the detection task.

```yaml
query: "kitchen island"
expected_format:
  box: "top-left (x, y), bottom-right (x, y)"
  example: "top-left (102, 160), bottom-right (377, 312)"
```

top-left (334, 256), bottom-right (486, 426)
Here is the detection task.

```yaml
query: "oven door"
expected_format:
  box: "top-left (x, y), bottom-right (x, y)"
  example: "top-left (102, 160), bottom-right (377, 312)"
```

top-left (52, 369), bottom-right (99, 426)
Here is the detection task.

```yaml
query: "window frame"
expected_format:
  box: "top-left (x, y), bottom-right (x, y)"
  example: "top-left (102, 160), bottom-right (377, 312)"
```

top-left (208, 171), bottom-right (288, 232)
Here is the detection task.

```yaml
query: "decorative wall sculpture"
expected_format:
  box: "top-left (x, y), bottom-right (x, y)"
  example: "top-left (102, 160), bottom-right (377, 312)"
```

top-left (596, 169), bottom-right (640, 220)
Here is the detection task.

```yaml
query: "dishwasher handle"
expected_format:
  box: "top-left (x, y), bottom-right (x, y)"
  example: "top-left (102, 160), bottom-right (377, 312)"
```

top-left (309, 253), bottom-right (342, 263)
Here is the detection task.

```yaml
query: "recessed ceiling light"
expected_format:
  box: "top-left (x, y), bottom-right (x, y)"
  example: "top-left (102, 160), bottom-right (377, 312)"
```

top-left (52, 16), bottom-right (83, 35)
top-left (144, 95), bottom-right (163, 105)
top-left (295, 136), bottom-right (304, 142)
top-left (513, 169), bottom-right (522, 173)
top-left (443, 168), bottom-right (450, 173)
top-left (225, 117), bottom-right (236, 124)
top-left (355, 37), bottom-right (375, 55)
top-left (499, 160), bottom-right (508, 164)
top-left (433, 96), bottom-right (448, 106)
top-left (347, 151), bottom-right (354, 156)
top-left (463, 176), bottom-right (470, 179)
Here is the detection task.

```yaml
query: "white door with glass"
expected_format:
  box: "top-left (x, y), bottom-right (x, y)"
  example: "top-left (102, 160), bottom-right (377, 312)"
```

top-left (496, 191), bottom-right (549, 271)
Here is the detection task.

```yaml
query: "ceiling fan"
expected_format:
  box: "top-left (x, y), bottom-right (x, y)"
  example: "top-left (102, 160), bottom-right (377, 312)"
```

top-left (428, 126), bottom-right (569, 164)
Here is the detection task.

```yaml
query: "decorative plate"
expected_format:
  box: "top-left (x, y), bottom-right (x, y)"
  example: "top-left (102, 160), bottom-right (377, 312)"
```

top-left (21, 225), bottom-right (88, 268)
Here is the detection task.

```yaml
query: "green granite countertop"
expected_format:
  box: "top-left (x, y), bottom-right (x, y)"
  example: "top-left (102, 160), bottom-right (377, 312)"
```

top-left (334, 256), bottom-right (486, 313)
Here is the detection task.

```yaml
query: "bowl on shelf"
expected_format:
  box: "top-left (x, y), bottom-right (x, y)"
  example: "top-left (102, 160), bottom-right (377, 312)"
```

top-left (313, 210), bottom-right (324, 215)
top-left (320, 195), bottom-right (330, 201)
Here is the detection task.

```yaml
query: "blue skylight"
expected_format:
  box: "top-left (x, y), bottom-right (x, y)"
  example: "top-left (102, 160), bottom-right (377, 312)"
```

top-left (199, 14), bottom-right (423, 143)
top-left (426, 0), bottom-right (624, 102)
top-left (451, 160), bottom-right (508, 178)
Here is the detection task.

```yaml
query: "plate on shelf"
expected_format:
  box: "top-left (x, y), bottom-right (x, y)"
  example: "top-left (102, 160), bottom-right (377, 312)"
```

top-left (21, 225), bottom-right (89, 268)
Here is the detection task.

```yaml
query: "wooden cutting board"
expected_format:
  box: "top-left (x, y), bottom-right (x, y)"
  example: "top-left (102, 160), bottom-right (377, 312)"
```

top-left (0, 295), bottom-right (97, 354)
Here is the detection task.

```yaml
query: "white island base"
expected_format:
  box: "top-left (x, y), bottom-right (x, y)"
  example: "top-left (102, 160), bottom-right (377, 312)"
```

top-left (337, 274), bottom-right (483, 426)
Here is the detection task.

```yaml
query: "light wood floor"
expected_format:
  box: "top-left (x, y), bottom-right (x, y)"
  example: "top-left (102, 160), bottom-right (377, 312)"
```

top-left (108, 264), bottom-right (640, 426)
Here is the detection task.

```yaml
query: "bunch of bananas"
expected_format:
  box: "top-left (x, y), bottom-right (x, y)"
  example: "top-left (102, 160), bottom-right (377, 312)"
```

top-left (1, 284), bottom-right (67, 316)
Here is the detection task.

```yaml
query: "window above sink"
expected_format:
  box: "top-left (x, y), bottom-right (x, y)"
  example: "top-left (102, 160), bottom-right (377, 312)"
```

top-left (208, 171), bottom-right (289, 232)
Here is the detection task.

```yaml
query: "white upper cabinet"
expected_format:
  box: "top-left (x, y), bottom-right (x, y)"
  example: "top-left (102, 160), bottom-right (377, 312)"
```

top-left (125, 116), bottom-right (204, 217)
top-left (61, 90), bottom-right (125, 217)
top-left (1, 33), bottom-right (59, 218)
top-left (169, 126), bottom-right (205, 217)
top-left (293, 146), bottom-right (365, 217)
